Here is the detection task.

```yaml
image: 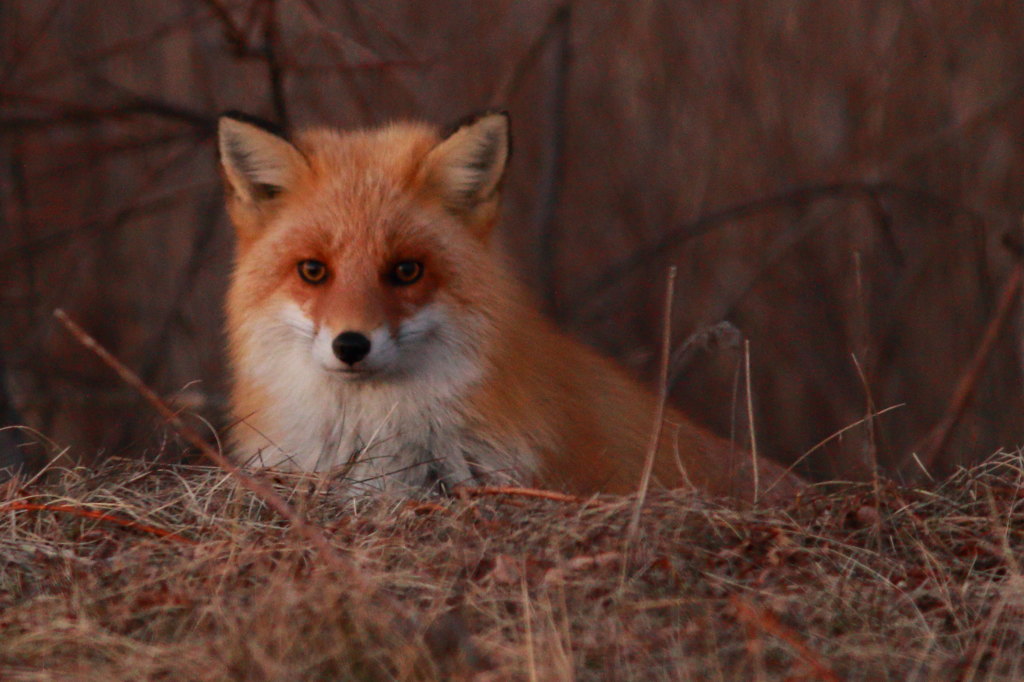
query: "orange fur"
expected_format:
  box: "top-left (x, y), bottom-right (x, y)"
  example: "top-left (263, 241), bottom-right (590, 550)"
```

top-left (218, 112), bottom-right (804, 502)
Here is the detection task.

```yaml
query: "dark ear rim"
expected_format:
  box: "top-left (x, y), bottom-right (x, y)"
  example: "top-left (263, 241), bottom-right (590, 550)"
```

top-left (441, 109), bottom-right (512, 163)
top-left (218, 110), bottom-right (290, 141)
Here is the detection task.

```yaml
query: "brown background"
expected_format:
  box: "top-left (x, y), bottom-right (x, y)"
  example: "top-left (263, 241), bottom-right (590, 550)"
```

top-left (2, 1), bottom-right (1022, 480)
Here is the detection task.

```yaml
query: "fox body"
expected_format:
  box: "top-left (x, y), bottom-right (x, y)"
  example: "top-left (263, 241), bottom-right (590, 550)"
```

top-left (218, 112), bottom-right (803, 501)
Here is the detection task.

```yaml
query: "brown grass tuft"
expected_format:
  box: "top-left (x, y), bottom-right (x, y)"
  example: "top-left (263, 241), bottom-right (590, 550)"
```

top-left (4, 451), bottom-right (1024, 679)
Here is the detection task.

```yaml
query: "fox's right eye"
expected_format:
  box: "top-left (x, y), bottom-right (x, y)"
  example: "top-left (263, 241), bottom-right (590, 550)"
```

top-left (298, 259), bottom-right (328, 284)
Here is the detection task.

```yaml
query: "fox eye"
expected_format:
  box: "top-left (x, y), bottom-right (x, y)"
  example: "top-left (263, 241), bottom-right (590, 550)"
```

top-left (390, 260), bottom-right (424, 286)
top-left (298, 259), bottom-right (328, 284)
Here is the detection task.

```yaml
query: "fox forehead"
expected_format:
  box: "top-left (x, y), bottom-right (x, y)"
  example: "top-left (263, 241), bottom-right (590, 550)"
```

top-left (292, 122), bottom-right (440, 217)
top-left (297, 121), bottom-right (440, 182)
top-left (258, 123), bottom-right (448, 254)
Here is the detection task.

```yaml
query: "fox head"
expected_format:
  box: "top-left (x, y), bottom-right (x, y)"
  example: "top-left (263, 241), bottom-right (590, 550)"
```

top-left (218, 111), bottom-right (513, 394)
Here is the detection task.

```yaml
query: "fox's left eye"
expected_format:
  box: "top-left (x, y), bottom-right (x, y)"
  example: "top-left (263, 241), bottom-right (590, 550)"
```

top-left (298, 259), bottom-right (328, 284)
top-left (389, 260), bottom-right (424, 286)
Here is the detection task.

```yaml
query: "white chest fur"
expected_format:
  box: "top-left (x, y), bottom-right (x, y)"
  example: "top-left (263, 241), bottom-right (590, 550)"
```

top-left (230, 305), bottom-right (533, 492)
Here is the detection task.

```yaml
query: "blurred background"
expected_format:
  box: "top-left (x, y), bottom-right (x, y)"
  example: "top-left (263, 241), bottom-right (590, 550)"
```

top-left (2, 1), bottom-right (1022, 481)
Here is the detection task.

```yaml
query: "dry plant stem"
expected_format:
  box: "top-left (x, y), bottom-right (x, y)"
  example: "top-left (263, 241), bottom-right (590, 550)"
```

top-left (731, 596), bottom-right (840, 682)
top-left (851, 353), bottom-right (882, 519)
top-left (625, 266), bottom-right (676, 545)
top-left (852, 251), bottom-right (880, 479)
top-left (744, 339), bottom-right (759, 504)
top-left (915, 263), bottom-right (1024, 468)
top-left (960, 489), bottom-right (1024, 682)
top-left (52, 309), bottom-right (345, 569)
top-left (522, 573), bottom-right (539, 682)
top-left (780, 403), bottom-right (905, 478)
top-left (455, 485), bottom-right (585, 504)
top-left (1, 501), bottom-right (195, 544)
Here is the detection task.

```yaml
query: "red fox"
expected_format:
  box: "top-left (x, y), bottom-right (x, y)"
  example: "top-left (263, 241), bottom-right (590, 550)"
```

top-left (217, 111), bottom-right (804, 502)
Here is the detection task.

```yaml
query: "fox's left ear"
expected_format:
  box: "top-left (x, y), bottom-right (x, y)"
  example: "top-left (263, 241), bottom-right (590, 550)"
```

top-left (421, 111), bottom-right (510, 224)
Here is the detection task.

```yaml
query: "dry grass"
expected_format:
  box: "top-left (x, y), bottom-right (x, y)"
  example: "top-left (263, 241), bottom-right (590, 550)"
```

top-left (3, 451), bottom-right (1024, 680)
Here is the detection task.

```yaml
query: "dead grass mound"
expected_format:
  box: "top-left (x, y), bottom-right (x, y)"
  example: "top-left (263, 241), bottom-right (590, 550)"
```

top-left (3, 452), bottom-right (1024, 680)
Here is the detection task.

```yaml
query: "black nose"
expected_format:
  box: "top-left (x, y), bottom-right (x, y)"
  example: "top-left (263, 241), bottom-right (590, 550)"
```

top-left (332, 331), bottom-right (371, 366)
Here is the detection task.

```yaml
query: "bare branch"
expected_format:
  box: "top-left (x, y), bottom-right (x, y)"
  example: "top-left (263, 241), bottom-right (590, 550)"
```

top-left (52, 309), bottom-right (344, 567)
top-left (914, 264), bottom-right (1024, 468)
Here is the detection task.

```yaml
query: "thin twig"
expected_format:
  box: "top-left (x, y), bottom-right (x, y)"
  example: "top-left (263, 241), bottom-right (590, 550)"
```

top-left (52, 314), bottom-right (426, 649)
top-left (0, 96), bottom-right (214, 134)
top-left (732, 595), bottom-right (840, 682)
top-left (571, 181), bottom-right (1003, 324)
top-left (625, 266), bottom-right (676, 545)
top-left (262, 0), bottom-right (289, 127)
top-left (533, 5), bottom-right (571, 315)
top-left (852, 251), bottom-right (880, 478)
top-left (455, 485), bottom-right (585, 504)
top-left (491, 3), bottom-right (572, 106)
top-left (522, 572), bottom-right (539, 682)
top-left (16, 7), bottom-right (212, 87)
top-left (851, 353), bottom-right (882, 534)
top-left (744, 340), bottom-right (759, 504)
top-left (199, 0), bottom-right (251, 55)
top-left (914, 263), bottom-right (1024, 468)
top-left (780, 403), bottom-right (906, 479)
top-left (1, 501), bottom-right (195, 545)
top-left (52, 309), bottom-right (343, 567)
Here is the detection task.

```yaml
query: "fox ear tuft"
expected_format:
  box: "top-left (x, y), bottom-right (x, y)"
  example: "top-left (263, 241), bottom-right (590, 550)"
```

top-left (218, 113), bottom-right (307, 203)
top-left (423, 111), bottom-right (510, 213)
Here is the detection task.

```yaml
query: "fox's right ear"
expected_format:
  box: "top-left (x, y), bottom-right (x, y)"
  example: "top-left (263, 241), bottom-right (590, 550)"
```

top-left (217, 113), bottom-right (307, 205)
